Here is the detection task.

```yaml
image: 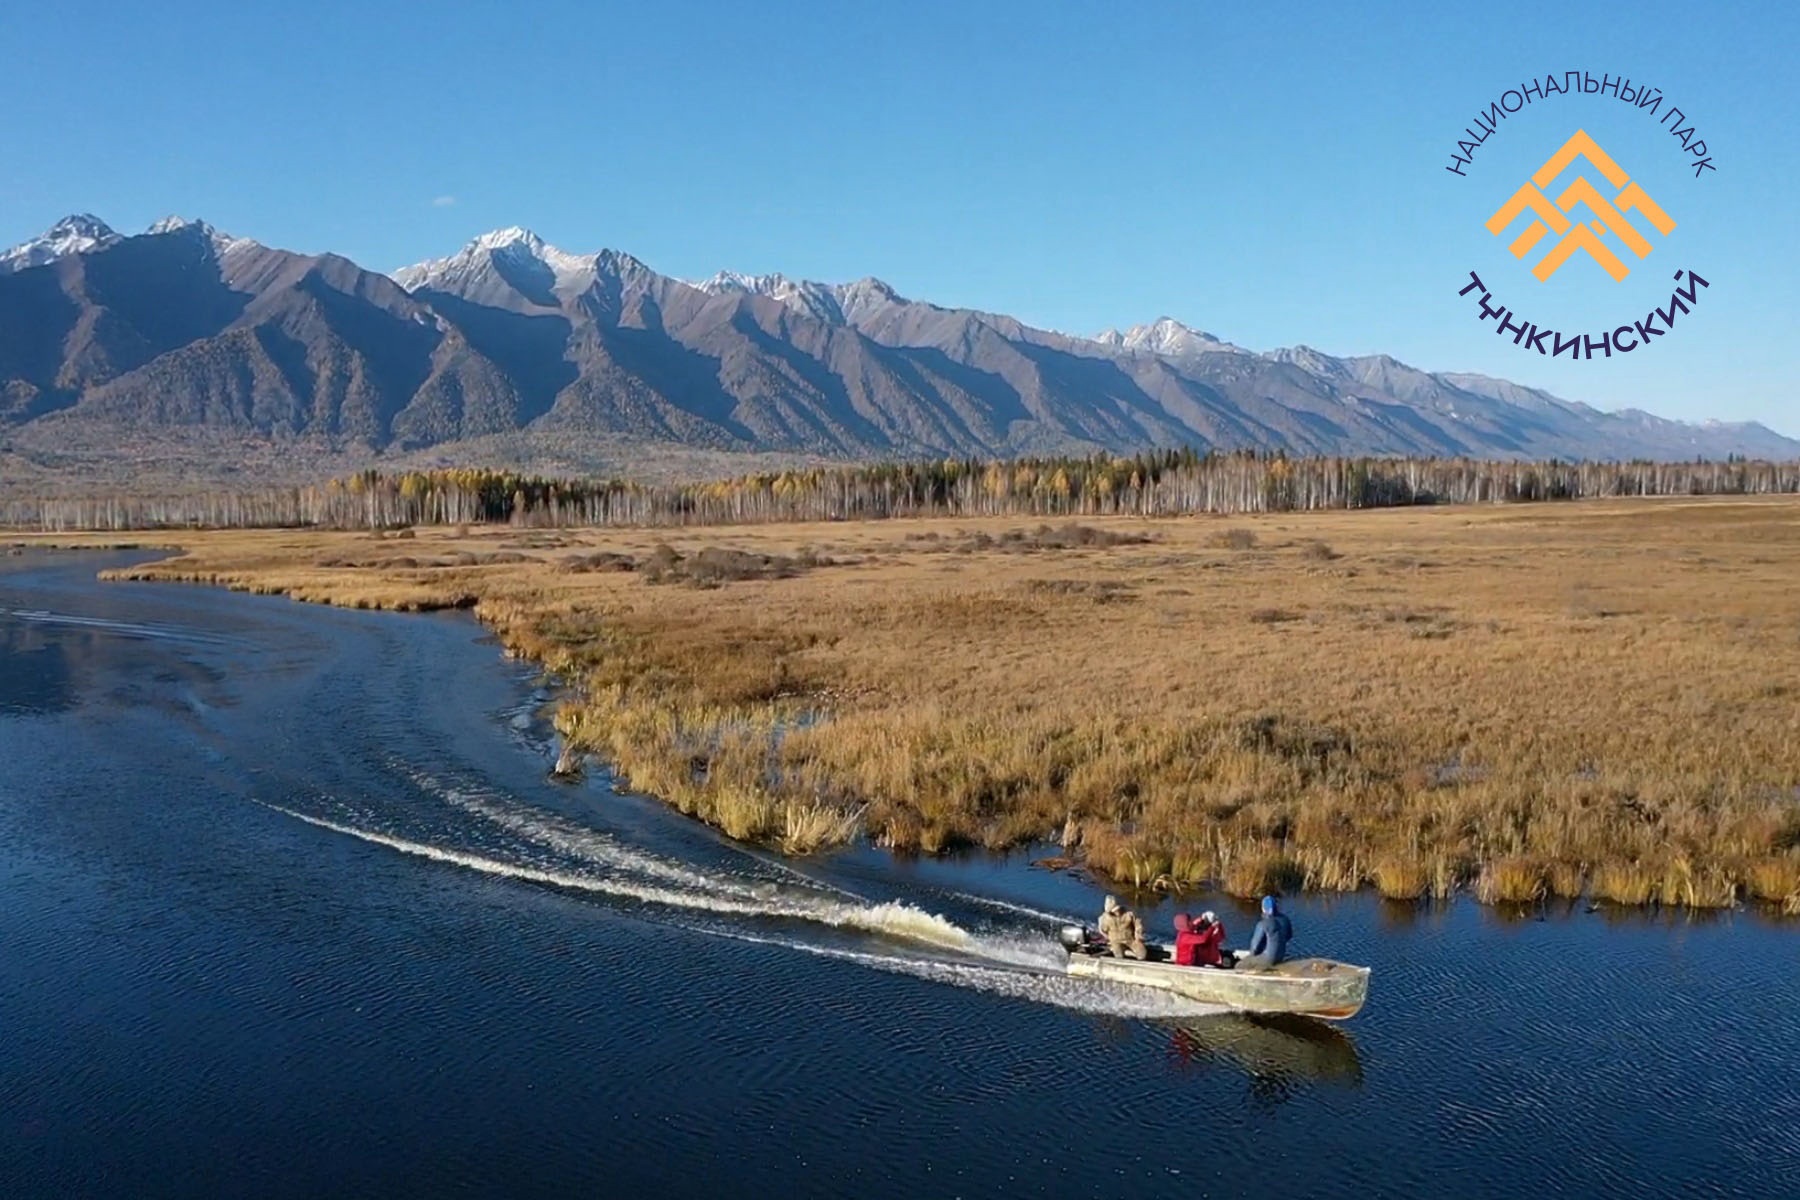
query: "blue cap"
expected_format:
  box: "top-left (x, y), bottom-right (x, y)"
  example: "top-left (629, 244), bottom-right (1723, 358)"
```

top-left (1261, 895), bottom-right (1276, 913)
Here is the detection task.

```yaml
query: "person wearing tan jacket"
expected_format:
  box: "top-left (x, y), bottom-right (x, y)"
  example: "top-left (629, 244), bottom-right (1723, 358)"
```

top-left (1097, 895), bottom-right (1146, 960)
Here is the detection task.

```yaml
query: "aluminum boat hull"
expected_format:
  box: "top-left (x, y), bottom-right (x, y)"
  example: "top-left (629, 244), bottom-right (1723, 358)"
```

top-left (1066, 951), bottom-right (1370, 1020)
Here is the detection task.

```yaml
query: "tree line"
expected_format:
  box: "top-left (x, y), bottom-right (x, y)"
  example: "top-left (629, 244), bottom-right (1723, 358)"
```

top-left (8, 451), bottom-right (1799, 531)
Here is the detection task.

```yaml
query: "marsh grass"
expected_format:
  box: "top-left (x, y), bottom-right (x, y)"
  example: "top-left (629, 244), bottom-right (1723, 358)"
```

top-left (1745, 856), bottom-right (1800, 908)
top-left (1369, 856), bottom-right (1430, 900)
top-left (70, 497), bottom-right (1800, 910)
top-left (1546, 860), bottom-right (1587, 900)
top-left (1592, 862), bottom-right (1659, 907)
top-left (782, 801), bottom-right (863, 855)
top-left (1476, 858), bottom-right (1546, 905)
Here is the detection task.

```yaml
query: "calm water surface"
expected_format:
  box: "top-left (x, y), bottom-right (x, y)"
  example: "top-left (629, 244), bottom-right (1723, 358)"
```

top-left (1, 550), bottom-right (1795, 1198)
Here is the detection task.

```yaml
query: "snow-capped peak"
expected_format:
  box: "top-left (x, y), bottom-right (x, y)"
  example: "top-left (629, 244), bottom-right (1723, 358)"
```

top-left (0, 213), bottom-right (121, 274)
top-left (694, 270), bottom-right (903, 325)
top-left (42, 213), bottom-right (115, 243)
top-left (469, 226), bottom-right (544, 254)
top-left (698, 270), bottom-right (848, 323)
top-left (392, 226), bottom-right (603, 296)
top-left (700, 269), bottom-right (790, 294)
top-left (144, 215), bottom-right (255, 256)
top-left (147, 214), bottom-right (210, 235)
top-left (1094, 317), bottom-right (1244, 359)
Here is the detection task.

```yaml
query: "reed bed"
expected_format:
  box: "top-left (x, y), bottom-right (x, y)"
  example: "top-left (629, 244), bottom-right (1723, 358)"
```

top-left (59, 494), bottom-right (1800, 911)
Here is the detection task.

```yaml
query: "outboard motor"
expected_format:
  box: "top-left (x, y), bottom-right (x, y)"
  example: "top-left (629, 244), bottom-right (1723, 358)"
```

top-left (1058, 924), bottom-right (1094, 952)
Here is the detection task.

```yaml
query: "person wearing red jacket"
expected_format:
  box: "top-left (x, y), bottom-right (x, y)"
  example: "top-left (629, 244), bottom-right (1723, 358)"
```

top-left (1174, 911), bottom-right (1226, 967)
top-left (1194, 912), bottom-right (1227, 967)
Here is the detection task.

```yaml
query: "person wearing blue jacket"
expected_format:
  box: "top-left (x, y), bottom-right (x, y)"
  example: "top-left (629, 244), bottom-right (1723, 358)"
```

top-left (1235, 895), bottom-right (1294, 971)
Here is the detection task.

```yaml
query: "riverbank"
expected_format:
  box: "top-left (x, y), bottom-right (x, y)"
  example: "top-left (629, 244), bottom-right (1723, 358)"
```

top-left (24, 495), bottom-right (1800, 911)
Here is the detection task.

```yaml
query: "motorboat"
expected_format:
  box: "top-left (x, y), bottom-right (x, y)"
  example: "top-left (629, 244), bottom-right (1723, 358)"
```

top-left (1059, 926), bottom-right (1370, 1020)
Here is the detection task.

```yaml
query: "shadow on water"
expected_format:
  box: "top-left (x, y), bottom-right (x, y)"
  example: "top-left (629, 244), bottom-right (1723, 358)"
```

top-left (1167, 1013), bottom-right (1364, 1106)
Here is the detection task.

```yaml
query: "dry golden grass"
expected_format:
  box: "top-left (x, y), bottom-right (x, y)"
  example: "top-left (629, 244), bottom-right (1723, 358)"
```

top-left (39, 494), bottom-right (1800, 909)
top-left (1369, 856), bottom-right (1430, 901)
top-left (1591, 862), bottom-right (1660, 907)
top-left (1745, 856), bottom-right (1800, 909)
top-left (1475, 858), bottom-right (1547, 906)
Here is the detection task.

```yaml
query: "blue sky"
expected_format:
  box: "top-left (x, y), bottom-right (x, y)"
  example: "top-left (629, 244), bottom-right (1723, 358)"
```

top-left (1, 1), bottom-right (1794, 432)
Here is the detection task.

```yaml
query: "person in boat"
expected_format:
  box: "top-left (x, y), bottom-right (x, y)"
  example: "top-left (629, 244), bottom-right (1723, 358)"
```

top-left (1098, 895), bottom-right (1146, 960)
top-left (1174, 910), bottom-right (1226, 967)
top-left (1235, 895), bottom-right (1293, 971)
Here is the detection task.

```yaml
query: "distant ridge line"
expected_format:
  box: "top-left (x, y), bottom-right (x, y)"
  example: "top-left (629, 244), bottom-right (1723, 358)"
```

top-left (1, 215), bottom-right (1793, 472)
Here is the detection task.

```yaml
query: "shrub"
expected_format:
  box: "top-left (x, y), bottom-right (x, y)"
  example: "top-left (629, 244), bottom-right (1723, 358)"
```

top-left (1210, 527), bottom-right (1259, 550)
top-left (1298, 539), bottom-right (1339, 561)
top-left (639, 543), bottom-right (821, 587)
top-left (556, 551), bottom-right (637, 574)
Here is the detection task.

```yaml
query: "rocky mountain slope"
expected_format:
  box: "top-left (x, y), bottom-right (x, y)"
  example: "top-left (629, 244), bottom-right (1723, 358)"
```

top-left (0, 215), bottom-right (1792, 466)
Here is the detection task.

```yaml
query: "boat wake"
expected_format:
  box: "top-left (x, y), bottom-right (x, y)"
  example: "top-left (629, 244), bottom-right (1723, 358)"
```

top-left (694, 929), bottom-right (1225, 1020)
top-left (404, 765), bottom-right (863, 901)
top-left (264, 768), bottom-right (1185, 1015)
top-left (267, 804), bottom-right (979, 952)
top-left (939, 889), bottom-right (1081, 926)
top-left (2, 606), bottom-right (249, 649)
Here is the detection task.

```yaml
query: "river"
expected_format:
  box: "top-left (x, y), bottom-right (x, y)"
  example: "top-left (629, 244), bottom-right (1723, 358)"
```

top-left (1, 550), bottom-right (1795, 1198)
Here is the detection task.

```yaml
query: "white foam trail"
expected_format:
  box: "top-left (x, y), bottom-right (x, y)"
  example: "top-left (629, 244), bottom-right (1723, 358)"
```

top-left (701, 929), bottom-right (1227, 1020)
top-left (406, 764), bottom-right (862, 902)
top-left (394, 771), bottom-right (1073, 971)
top-left (960, 930), bottom-right (1072, 972)
top-left (267, 805), bottom-right (975, 951)
top-left (407, 782), bottom-right (1065, 970)
top-left (417, 773), bottom-right (740, 895)
top-left (267, 804), bottom-right (1186, 1014)
top-left (941, 889), bottom-right (1081, 926)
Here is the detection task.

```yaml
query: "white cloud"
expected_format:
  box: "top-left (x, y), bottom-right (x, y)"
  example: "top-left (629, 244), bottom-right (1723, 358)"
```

top-left (431, 195), bottom-right (457, 208)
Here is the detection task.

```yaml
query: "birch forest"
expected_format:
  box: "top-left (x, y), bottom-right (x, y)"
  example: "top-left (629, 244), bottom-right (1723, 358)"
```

top-left (8, 451), bottom-right (1798, 532)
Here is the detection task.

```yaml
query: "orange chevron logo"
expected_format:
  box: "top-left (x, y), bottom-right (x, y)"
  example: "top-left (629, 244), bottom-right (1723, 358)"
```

top-left (1486, 130), bottom-right (1676, 281)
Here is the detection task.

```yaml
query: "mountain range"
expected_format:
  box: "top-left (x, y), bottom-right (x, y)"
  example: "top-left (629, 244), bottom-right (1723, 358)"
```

top-left (0, 213), bottom-right (1793, 479)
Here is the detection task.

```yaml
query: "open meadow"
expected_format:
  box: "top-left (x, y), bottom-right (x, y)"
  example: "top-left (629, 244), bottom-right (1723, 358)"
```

top-left (31, 495), bottom-right (1800, 912)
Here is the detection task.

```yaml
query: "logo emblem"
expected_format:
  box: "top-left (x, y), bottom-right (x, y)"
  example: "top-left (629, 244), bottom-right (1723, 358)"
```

top-left (1485, 130), bottom-right (1676, 281)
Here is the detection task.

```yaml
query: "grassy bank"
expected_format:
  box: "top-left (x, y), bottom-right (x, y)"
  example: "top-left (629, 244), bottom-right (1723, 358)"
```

top-left (37, 495), bottom-right (1800, 912)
